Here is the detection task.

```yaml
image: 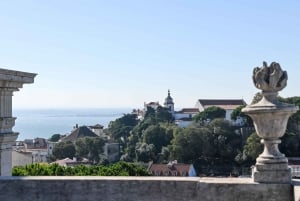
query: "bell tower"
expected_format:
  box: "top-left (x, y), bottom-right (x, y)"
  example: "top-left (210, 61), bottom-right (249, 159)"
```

top-left (164, 90), bottom-right (174, 113)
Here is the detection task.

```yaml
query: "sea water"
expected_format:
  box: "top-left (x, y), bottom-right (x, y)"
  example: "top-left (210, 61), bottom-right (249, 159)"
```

top-left (13, 108), bottom-right (131, 140)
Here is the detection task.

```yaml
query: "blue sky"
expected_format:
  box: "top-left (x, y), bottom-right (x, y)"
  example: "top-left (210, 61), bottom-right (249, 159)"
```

top-left (1, 1), bottom-right (300, 109)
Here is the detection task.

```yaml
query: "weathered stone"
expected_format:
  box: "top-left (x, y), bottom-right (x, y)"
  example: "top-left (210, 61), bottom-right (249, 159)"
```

top-left (0, 68), bottom-right (36, 176)
top-left (243, 62), bottom-right (299, 184)
top-left (0, 177), bottom-right (294, 201)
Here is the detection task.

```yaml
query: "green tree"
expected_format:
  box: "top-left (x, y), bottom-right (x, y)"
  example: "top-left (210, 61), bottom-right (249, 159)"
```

top-left (169, 126), bottom-right (210, 163)
top-left (48, 134), bottom-right (62, 142)
top-left (144, 106), bottom-right (156, 119)
top-left (52, 141), bottom-right (76, 160)
top-left (156, 106), bottom-right (174, 123)
top-left (193, 106), bottom-right (226, 122)
top-left (108, 113), bottom-right (138, 145)
top-left (280, 131), bottom-right (300, 157)
top-left (278, 96), bottom-right (300, 124)
top-left (135, 143), bottom-right (157, 162)
top-left (170, 119), bottom-right (242, 164)
top-left (75, 137), bottom-right (105, 163)
top-left (143, 125), bottom-right (172, 153)
top-left (242, 132), bottom-right (263, 164)
top-left (231, 105), bottom-right (253, 126)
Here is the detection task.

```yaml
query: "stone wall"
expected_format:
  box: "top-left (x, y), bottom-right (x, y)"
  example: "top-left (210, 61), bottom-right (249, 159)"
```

top-left (0, 177), bottom-right (294, 201)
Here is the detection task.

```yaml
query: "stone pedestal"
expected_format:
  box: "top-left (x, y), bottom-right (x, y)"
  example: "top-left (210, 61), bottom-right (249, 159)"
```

top-left (252, 138), bottom-right (291, 183)
top-left (0, 69), bottom-right (36, 176)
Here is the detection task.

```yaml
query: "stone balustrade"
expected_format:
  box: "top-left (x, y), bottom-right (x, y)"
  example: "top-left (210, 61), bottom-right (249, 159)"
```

top-left (0, 176), bottom-right (295, 201)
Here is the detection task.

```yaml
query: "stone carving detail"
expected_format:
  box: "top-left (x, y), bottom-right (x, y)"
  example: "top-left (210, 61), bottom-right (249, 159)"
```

top-left (0, 118), bottom-right (16, 130)
top-left (252, 61), bottom-right (287, 92)
top-left (242, 61), bottom-right (298, 184)
top-left (0, 68), bottom-right (36, 176)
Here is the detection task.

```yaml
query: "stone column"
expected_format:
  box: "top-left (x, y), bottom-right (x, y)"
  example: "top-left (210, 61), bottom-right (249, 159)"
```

top-left (0, 69), bottom-right (36, 176)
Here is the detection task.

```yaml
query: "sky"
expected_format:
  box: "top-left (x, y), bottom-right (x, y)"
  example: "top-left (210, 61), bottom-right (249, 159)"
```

top-left (1, 0), bottom-right (300, 109)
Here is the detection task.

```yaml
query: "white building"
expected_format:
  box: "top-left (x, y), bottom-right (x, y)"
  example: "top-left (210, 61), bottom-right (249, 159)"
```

top-left (12, 150), bottom-right (32, 167)
top-left (174, 108), bottom-right (199, 128)
top-left (195, 99), bottom-right (246, 124)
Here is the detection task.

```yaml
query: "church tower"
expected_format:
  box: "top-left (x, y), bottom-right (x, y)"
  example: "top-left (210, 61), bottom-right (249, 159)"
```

top-left (164, 90), bottom-right (174, 113)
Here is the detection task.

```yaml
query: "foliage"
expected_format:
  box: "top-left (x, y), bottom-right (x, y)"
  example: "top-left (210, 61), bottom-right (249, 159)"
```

top-left (12, 161), bottom-right (151, 176)
top-left (156, 106), bottom-right (174, 123)
top-left (278, 96), bottom-right (300, 124)
top-left (135, 143), bottom-right (157, 162)
top-left (108, 113), bottom-right (138, 142)
top-left (52, 141), bottom-right (76, 160)
top-left (280, 131), bottom-right (300, 157)
top-left (75, 137), bottom-right (105, 163)
top-left (143, 125), bottom-right (172, 153)
top-left (241, 132), bottom-right (263, 164)
top-left (48, 134), bottom-right (62, 142)
top-left (230, 105), bottom-right (253, 126)
top-left (51, 137), bottom-right (105, 163)
top-left (169, 119), bottom-right (242, 164)
top-left (193, 106), bottom-right (226, 122)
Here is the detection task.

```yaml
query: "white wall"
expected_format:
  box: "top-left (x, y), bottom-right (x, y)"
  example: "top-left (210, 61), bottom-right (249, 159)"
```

top-left (12, 151), bottom-right (32, 167)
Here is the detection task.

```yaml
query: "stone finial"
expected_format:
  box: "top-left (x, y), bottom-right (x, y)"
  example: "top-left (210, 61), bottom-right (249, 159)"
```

top-left (243, 61), bottom-right (298, 184)
top-left (252, 61), bottom-right (287, 93)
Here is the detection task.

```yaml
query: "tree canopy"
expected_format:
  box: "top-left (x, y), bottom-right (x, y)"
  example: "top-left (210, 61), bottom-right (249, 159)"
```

top-left (75, 137), bottom-right (105, 163)
top-left (51, 137), bottom-right (105, 163)
top-left (52, 141), bottom-right (76, 160)
top-left (107, 113), bottom-right (138, 144)
top-left (231, 105), bottom-right (253, 126)
top-left (193, 106), bottom-right (226, 122)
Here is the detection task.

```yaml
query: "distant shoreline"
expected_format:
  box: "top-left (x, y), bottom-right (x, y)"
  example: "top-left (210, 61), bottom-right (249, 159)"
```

top-left (13, 108), bottom-right (131, 141)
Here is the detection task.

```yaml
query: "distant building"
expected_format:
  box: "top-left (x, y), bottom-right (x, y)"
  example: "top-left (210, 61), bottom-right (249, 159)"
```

top-left (12, 138), bottom-right (50, 167)
top-left (174, 108), bottom-right (199, 127)
top-left (195, 99), bottom-right (246, 124)
top-left (60, 125), bottom-right (98, 143)
top-left (12, 150), bottom-right (32, 167)
top-left (24, 138), bottom-right (47, 149)
top-left (131, 108), bottom-right (144, 119)
top-left (148, 161), bottom-right (197, 177)
top-left (47, 141), bottom-right (56, 156)
top-left (89, 124), bottom-right (105, 138)
top-left (52, 157), bottom-right (92, 167)
top-left (144, 101), bottom-right (161, 112)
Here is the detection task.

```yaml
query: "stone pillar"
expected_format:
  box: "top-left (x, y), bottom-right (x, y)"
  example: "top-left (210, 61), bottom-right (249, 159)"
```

top-left (0, 69), bottom-right (36, 176)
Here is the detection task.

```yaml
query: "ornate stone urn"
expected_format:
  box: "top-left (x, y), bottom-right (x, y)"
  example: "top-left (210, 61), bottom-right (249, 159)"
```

top-left (242, 61), bottom-right (298, 183)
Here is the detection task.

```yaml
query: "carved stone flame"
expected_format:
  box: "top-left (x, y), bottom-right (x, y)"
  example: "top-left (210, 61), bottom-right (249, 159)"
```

top-left (252, 61), bottom-right (288, 93)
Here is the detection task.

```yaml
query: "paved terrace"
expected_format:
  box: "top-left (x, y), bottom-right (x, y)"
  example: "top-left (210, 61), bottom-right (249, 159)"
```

top-left (0, 176), bottom-right (298, 201)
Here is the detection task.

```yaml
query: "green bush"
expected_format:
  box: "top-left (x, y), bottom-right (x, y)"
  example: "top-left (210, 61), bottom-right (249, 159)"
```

top-left (12, 161), bottom-right (151, 176)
